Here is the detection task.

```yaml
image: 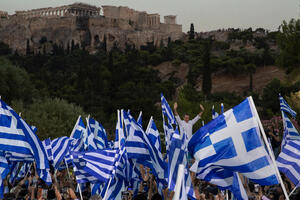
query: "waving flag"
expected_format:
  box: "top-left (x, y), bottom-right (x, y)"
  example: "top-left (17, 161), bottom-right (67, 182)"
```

top-left (277, 139), bottom-right (300, 186)
top-left (42, 138), bottom-right (53, 164)
top-left (71, 149), bottom-right (118, 183)
top-left (70, 116), bottom-right (86, 139)
top-left (188, 97), bottom-right (278, 186)
top-left (168, 131), bottom-right (196, 199)
top-left (191, 163), bottom-right (248, 200)
top-left (281, 112), bottom-right (300, 147)
top-left (124, 111), bottom-right (167, 182)
top-left (88, 118), bottom-right (108, 149)
top-left (51, 137), bottom-right (71, 169)
top-left (146, 117), bottom-right (162, 152)
top-left (85, 118), bottom-right (97, 151)
top-left (0, 153), bottom-right (10, 198)
top-left (161, 93), bottom-right (177, 153)
top-left (114, 110), bottom-right (126, 149)
top-left (279, 95), bottom-right (297, 118)
top-left (0, 99), bottom-right (51, 185)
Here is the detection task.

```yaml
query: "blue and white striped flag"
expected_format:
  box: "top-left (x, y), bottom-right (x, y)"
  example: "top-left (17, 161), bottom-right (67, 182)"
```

top-left (114, 110), bottom-right (126, 149)
top-left (212, 105), bottom-right (219, 120)
top-left (168, 132), bottom-right (196, 199)
top-left (281, 112), bottom-right (300, 147)
top-left (191, 163), bottom-right (248, 200)
top-left (146, 117), bottom-right (162, 152)
top-left (4, 152), bottom-right (34, 163)
top-left (161, 93), bottom-right (176, 125)
top-left (277, 139), bottom-right (300, 186)
top-left (85, 118), bottom-right (97, 151)
top-left (72, 149), bottom-right (118, 183)
top-left (188, 97), bottom-right (279, 186)
top-left (279, 95), bottom-right (297, 118)
top-left (42, 138), bottom-right (53, 165)
top-left (71, 151), bottom-right (99, 184)
top-left (0, 99), bottom-right (51, 185)
top-left (0, 153), bottom-right (10, 198)
top-left (51, 137), bottom-right (71, 169)
top-left (70, 116), bottom-right (86, 139)
top-left (124, 111), bottom-right (167, 182)
top-left (87, 118), bottom-right (108, 149)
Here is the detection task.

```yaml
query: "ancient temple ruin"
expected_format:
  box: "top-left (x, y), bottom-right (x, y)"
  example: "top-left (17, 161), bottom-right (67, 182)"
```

top-left (15, 3), bottom-right (101, 18)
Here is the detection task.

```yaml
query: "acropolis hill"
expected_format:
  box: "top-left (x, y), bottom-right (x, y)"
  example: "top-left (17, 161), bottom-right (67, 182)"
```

top-left (0, 3), bottom-right (184, 54)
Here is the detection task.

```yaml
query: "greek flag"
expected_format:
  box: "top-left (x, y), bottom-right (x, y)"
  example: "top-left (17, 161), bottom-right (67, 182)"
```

top-left (70, 116), bottom-right (86, 139)
top-left (114, 110), bottom-right (126, 149)
top-left (277, 139), bottom-right (300, 186)
top-left (161, 93), bottom-right (176, 125)
top-left (281, 112), bottom-right (300, 147)
top-left (161, 94), bottom-right (177, 153)
top-left (71, 151), bottom-right (99, 184)
top-left (124, 111), bottom-right (167, 181)
top-left (51, 137), bottom-right (71, 169)
top-left (87, 118), bottom-right (108, 149)
top-left (0, 99), bottom-right (51, 185)
top-left (72, 149), bottom-right (118, 183)
top-left (42, 138), bottom-right (53, 164)
top-left (0, 153), bottom-right (9, 198)
top-left (65, 138), bottom-right (84, 165)
top-left (212, 105), bottom-right (219, 119)
top-left (85, 118), bottom-right (97, 151)
top-left (191, 163), bottom-right (248, 200)
top-left (4, 152), bottom-right (34, 163)
top-left (168, 132), bottom-right (196, 199)
top-left (279, 95), bottom-right (297, 118)
top-left (101, 176), bottom-right (125, 200)
top-left (188, 97), bottom-right (279, 186)
top-left (9, 162), bottom-right (20, 185)
top-left (146, 117), bottom-right (162, 152)
top-left (137, 111), bottom-right (142, 126)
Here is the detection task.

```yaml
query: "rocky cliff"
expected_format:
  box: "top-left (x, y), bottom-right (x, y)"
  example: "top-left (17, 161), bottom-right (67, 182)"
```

top-left (0, 15), bottom-right (184, 54)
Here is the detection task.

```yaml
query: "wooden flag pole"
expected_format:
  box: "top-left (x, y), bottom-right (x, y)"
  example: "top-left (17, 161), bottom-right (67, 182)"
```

top-left (249, 96), bottom-right (290, 200)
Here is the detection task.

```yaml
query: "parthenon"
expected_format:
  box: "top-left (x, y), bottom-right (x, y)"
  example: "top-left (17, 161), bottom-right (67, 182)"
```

top-left (15, 3), bottom-right (101, 18)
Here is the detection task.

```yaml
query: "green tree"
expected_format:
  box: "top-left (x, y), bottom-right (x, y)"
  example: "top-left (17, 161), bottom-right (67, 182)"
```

top-left (277, 19), bottom-right (300, 73)
top-left (245, 63), bottom-right (256, 91)
top-left (12, 98), bottom-right (87, 140)
top-left (202, 38), bottom-right (213, 98)
top-left (189, 23), bottom-right (195, 40)
top-left (0, 57), bottom-right (35, 104)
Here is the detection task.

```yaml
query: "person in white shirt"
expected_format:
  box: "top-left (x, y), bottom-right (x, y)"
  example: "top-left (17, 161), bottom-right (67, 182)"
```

top-left (173, 102), bottom-right (204, 140)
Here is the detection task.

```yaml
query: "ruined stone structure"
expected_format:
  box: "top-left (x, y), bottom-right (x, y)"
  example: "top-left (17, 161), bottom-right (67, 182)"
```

top-left (0, 3), bottom-right (184, 54)
top-left (15, 3), bottom-right (101, 18)
top-left (0, 11), bottom-right (8, 18)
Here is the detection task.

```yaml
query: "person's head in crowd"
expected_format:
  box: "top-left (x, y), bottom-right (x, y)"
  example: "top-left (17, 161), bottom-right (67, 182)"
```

top-left (3, 193), bottom-right (16, 200)
top-left (151, 193), bottom-right (163, 200)
top-left (47, 188), bottom-right (56, 200)
top-left (90, 194), bottom-right (103, 200)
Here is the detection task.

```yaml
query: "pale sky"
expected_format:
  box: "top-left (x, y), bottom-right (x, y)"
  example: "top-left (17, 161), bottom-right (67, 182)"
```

top-left (1, 0), bottom-right (299, 32)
